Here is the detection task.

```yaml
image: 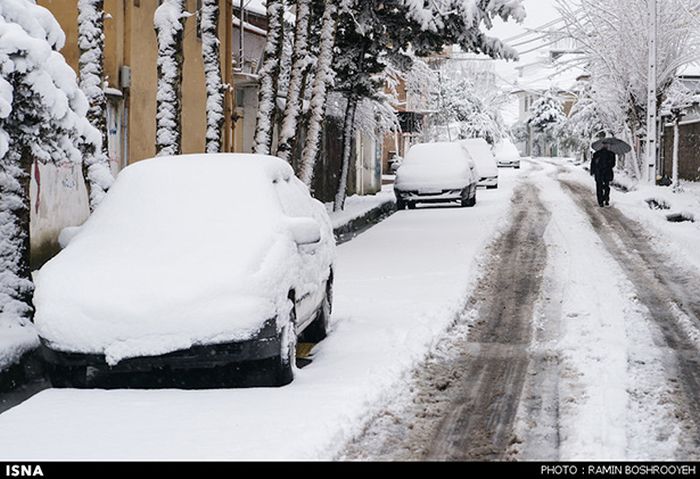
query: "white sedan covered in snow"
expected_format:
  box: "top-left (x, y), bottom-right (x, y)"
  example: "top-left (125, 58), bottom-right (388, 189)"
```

top-left (394, 142), bottom-right (478, 209)
top-left (35, 154), bottom-right (335, 387)
top-left (494, 138), bottom-right (521, 169)
top-left (459, 138), bottom-right (499, 189)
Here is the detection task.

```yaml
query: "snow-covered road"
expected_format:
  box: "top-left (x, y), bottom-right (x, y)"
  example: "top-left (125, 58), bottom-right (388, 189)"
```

top-left (344, 158), bottom-right (700, 461)
top-left (0, 169), bottom-right (521, 460)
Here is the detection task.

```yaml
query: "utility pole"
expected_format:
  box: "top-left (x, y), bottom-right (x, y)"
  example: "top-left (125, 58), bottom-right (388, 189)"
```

top-left (646, 0), bottom-right (658, 184)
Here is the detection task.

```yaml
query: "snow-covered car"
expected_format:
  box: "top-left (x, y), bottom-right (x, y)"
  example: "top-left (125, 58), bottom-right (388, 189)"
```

top-left (394, 142), bottom-right (478, 209)
top-left (35, 154), bottom-right (335, 387)
top-left (494, 139), bottom-right (521, 169)
top-left (459, 138), bottom-right (499, 189)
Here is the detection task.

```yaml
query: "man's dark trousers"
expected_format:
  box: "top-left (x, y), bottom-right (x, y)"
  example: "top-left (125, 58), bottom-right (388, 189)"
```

top-left (596, 176), bottom-right (610, 206)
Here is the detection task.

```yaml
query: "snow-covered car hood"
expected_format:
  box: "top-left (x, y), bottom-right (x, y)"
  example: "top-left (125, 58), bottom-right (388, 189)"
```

top-left (394, 143), bottom-right (473, 191)
top-left (34, 154), bottom-right (335, 365)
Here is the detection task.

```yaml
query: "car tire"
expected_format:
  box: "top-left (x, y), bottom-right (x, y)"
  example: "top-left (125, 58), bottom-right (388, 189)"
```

top-left (407, 202), bottom-right (416, 210)
top-left (462, 189), bottom-right (477, 207)
top-left (49, 365), bottom-right (87, 388)
top-left (300, 276), bottom-right (333, 343)
top-left (275, 302), bottom-right (297, 386)
top-left (396, 198), bottom-right (406, 210)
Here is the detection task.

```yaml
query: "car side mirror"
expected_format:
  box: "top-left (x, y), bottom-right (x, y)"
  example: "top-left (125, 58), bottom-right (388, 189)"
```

top-left (286, 217), bottom-right (322, 246)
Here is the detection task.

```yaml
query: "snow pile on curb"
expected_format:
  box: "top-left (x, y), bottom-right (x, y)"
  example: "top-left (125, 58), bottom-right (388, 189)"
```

top-left (0, 323), bottom-right (38, 373)
top-left (327, 184), bottom-right (395, 230)
top-left (0, 171), bottom-right (521, 460)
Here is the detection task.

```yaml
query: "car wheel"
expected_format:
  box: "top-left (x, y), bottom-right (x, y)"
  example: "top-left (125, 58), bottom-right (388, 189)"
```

top-left (275, 302), bottom-right (297, 386)
top-left (49, 365), bottom-right (87, 388)
top-left (300, 278), bottom-right (333, 343)
top-left (396, 197), bottom-right (406, 210)
top-left (462, 189), bottom-right (477, 207)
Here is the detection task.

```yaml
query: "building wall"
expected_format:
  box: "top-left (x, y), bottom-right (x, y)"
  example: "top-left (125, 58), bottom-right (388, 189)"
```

top-left (662, 120), bottom-right (700, 181)
top-left (39, 0), bottom-right (234, 164)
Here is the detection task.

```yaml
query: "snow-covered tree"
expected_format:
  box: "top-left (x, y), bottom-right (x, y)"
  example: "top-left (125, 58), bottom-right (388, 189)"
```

top-left (253, 0), bottom-right (285, 155)
top-left (556, 0), bottom-right (700, 179)
top-left (298, 0), bottom-right (338, 186)
top-left (1, 0), bottom-right (101, 350)
top-left (276, 0), bottom-right (313, 163)
top-left (562, 80), bottom-right (608, 161)
top-left (154, 0), bottom-right (188, 157)
top-left (78, 0), bottom-right (113, 210)
top-left (200, 0), bottom-right (225, 153)
top-left (434, 75), bottom-right (507, 145)
top-left (661, 80), bottom-right (700, 190)
top-left (330, 0), bottom-right (525, 210)
top-left (526, 89), bottom-right (566, 156)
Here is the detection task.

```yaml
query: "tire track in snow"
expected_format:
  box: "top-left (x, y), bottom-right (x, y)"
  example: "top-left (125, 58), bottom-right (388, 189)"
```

top-left (425, 183), bottom-right (551, 460)
top-left (560, 178), bottom-right (700, 458)
top-left (341, 181), bottom-right (551, 461)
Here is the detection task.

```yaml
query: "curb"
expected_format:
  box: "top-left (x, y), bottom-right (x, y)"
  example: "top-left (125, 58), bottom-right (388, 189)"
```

top-left (334, 199), bottom-right (396, 245)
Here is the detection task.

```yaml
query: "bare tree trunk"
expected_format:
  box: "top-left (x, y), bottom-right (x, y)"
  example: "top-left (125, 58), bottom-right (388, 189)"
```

top-left (201, 0), bottom-right (225, 153)
top-left (299, 0), bottom-right (338, 185)
top-left (253, 0), bottom-right (285, 155)
top-left (334, 96), bottom-right (358, 212)
top-left (276, 0), bottom-right (312, 163)
top-left (154, 0), bottom-right (187, 157)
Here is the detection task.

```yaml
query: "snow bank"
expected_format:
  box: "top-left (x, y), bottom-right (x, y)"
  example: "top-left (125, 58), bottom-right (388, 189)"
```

top-left (33, 154), bottom-right (334, 366)
top-left (327, 184), bottom-right (395, 230)
top-left (0, 170), bottom-right (522, 460)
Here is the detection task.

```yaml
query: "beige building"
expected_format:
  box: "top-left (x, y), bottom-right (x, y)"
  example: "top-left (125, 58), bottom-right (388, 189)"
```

top-left (38, 0), bottom-right (235, 169)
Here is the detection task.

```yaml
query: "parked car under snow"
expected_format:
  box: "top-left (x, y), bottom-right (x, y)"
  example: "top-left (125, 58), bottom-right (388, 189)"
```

top-left (394, 142), bottom-right (478, 209)
top-left (494, 138), bottom-right (521, 169)
top-left (459, 138), bottom-right (499, 189)
top-left (35, 154), bottom-right (335, 387)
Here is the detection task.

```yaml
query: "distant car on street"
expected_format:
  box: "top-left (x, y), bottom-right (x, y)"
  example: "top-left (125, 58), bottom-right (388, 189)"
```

top-left (394, 142), bottom-right (478, 209)
top-left (494, 139), bottom-right (521, 169)
top-left (459, 138), bottom-right (499, 189)
top-left (35, 154), bottom-right (336, 387)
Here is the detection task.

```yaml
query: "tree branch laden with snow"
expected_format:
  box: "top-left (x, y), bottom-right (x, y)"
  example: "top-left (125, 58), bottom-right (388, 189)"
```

top-left (1, 0), bottom-right (103, 362)
top-left (154, 0), bottom-right (189, 157)
top-left (201, 0), bottom-right (225, 153)
top-left (276, 0), bottom-right (313, 164)
top-left (299, 0), bottom-right (338, 186)
top-left (253, 0), bottom-right (285, 155)
top-left (78, 0), bottom-right (113, 210)
top-left (555, 0), bottom-right (700, 179)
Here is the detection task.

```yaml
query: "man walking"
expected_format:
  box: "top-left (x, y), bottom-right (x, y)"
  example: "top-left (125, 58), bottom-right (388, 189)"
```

top-left (590, 144), bottom-right (616, 207)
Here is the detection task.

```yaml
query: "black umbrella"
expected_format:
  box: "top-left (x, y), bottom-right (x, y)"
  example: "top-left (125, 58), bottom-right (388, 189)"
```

top-left (591, 137), bottom-right (632, 155)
